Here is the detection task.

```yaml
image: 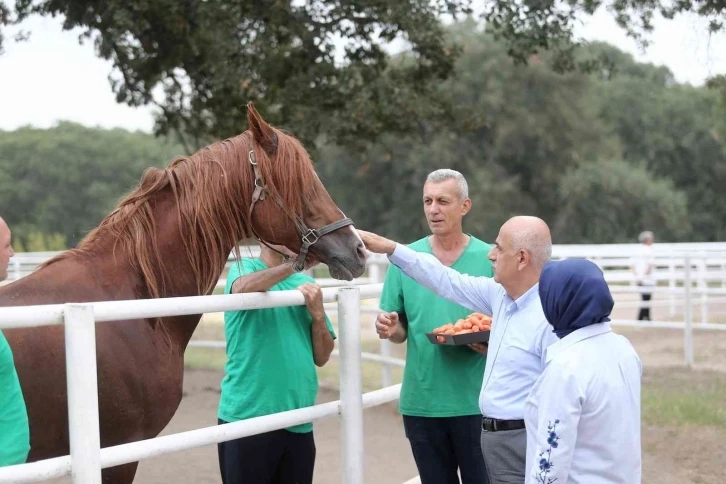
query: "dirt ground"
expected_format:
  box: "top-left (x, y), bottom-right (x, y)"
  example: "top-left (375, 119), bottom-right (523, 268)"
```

top-left (126, 365), bottom-right (725, 484)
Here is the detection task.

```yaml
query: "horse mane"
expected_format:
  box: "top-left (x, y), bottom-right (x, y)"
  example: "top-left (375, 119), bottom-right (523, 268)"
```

top-left (41, 128), bottom-right (318, 299)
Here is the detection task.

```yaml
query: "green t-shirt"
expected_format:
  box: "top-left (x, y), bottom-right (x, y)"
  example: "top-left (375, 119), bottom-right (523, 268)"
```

top-left (379, 235), bottom-right (493, 417)
top-left (218, 259), bottom-right (336, 433)
top-left (0, 330), bottom-right (30, 467)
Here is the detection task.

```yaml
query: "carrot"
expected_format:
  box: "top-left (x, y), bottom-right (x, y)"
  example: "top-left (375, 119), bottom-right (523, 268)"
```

top-left (471, 325), bottom-right (481, 332)
top-left (457, 329), bottom-right (473, 334)
top-left (436, 335), bottom-right (446, 343)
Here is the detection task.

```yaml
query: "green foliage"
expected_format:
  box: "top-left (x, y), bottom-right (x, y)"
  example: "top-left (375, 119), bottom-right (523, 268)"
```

top-left (0, 122), bottom-right (185, 247)
top-left (554, 160), bottom-right (690, 243)
top-left (0, 22), bottom-right (724, 246)
top-left (2, 0), bottom-right (473, 150)
top-left (9, 227), bottom-right (66, 252)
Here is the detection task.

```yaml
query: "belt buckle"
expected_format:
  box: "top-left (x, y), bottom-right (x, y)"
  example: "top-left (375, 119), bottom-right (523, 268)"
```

top-left (483, 417), bottom-right (496, 432)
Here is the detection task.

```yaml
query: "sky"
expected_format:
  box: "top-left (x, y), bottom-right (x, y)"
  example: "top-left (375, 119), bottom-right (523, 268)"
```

top-left (0, 6), bottom-right (725, 134)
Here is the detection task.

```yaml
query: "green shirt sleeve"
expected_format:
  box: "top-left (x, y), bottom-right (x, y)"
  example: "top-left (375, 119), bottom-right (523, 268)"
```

top-left (379, 263), bottom-right (404, 314)
top-left (325, 314), bottom-right (337, 339)
top-left (225, 259), bottom-right (258, 295)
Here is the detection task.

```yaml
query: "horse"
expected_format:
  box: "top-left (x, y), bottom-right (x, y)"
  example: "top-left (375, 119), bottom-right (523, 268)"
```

top-left (0, 103), bottom-right (367, 483)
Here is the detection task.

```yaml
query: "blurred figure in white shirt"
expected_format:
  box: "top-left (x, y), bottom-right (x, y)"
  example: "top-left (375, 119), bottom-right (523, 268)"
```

top-left (632, 230), bottom-right (655, 320)
top-left (525, 258), bottom-right (642, 484)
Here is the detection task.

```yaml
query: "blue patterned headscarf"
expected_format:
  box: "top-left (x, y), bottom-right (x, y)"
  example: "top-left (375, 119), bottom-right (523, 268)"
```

top-left (539, 259), bottom-right (614, 339)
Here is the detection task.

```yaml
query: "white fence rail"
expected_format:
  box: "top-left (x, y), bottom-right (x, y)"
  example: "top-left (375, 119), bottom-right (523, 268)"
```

top-left (0, 284), bottom-right (393, 484)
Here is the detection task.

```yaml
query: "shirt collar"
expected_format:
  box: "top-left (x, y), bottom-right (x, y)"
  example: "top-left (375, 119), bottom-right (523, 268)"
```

top-left (504, 283), bottom-right (540, 312)
top-left (545, 321), bottom-right (612, 363)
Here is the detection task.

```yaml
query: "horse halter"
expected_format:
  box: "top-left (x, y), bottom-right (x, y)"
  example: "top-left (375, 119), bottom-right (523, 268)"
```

top-left (247, 149), bottom-right (354, 272)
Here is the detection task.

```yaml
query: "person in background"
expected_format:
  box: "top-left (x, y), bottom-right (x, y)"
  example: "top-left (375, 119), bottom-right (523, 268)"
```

top-left (525, 258), bottom-right (642, 484)
top-left (216, 244), bottom-right (335, 484)
top-left (633, 231), bottom-right (656, 321)
top-left (375, 169), bottom-right (492, 483)
top-left (360, 214), bottom-right (558, 484)
top-left (0, 215), bottom-right (31, 467)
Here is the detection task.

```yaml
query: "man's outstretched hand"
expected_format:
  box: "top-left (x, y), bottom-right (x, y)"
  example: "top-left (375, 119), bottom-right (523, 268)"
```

top-left (357, 230), bottom-right (397, 256)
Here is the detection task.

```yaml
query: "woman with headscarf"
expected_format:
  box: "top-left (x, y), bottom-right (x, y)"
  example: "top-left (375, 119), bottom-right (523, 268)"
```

top-left (524, 259), bottom-right (642, 484)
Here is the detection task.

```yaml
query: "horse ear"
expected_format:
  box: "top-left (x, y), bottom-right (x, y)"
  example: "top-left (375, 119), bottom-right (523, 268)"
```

top-left (247, 102), bottom-right (278, 156)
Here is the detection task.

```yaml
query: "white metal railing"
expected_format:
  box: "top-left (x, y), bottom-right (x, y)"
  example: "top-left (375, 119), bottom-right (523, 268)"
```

top-left (0, 284), bottom-right (392, 484)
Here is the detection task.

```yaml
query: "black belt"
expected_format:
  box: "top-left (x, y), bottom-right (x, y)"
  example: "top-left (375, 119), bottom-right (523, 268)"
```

top-left (482, 417), bottom-right (525, 432)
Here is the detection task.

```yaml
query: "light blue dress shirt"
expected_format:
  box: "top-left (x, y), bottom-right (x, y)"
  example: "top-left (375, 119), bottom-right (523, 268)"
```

top-left (389, 243), bottom-right (559, 420)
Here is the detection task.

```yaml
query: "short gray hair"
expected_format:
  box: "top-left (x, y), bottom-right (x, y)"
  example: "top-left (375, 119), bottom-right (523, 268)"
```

top-left (511, 228), bottom-right (552, 269)
top-left (425, 169), bottom-right (469, 200)
top-left (638, 231), bottom-right (654, 243)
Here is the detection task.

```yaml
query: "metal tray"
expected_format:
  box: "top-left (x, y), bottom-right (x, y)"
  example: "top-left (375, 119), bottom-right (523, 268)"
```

top-left (425, 330), bottom-right (491, 346)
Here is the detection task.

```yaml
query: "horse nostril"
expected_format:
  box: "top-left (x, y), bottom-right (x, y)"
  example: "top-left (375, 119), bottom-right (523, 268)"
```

top-left (356, 242), bottom-right (368, 260)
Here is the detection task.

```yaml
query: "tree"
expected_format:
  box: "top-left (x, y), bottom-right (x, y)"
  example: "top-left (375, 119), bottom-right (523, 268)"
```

top-left (1, 0), bottom-right (472, 149)
top-left (0, 122), bottom-right (185, 247)
top-left (318, 23), bottom-right (617, 241)
top-left (481, 0), bottom-right (726, 73)
top-left (554, 160), bottom-right (691, 243)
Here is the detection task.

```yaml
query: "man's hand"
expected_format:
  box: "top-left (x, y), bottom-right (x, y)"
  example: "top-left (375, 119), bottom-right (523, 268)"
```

top-left (469, 342), bottom-right (488, 355)
top-left (298, 283), bottom-right (325, 320)
top-left (375, 311), bottom-right (401, 339)
top-left (357, 230), bottom-right (397, 256)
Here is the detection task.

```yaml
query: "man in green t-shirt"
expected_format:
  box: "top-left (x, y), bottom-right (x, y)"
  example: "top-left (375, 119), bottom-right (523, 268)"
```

top-left (376, 170), bottom-right (492, 484)
top-left (217, 244), bottom-right (336, 484)
top-left (0, 216), bottom-right (30, 467)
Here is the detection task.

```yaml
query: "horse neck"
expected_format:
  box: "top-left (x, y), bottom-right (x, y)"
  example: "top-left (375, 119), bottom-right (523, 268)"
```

top-left (139, 191), bottom-right (235, 350)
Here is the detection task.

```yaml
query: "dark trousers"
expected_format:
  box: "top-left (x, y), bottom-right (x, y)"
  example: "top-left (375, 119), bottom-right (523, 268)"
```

top-left (217, 419), bottom-right (316, 484)
top-left (638, 293), bottom-right (652, 321)
top-left (403, 415), bottom-right (490, 484)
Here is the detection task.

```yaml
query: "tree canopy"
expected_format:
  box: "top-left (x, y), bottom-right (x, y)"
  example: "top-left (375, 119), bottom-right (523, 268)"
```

top-left (0, 20), bottom-right (724, 250)
top-left (1, 0), bottom-right (724, 149)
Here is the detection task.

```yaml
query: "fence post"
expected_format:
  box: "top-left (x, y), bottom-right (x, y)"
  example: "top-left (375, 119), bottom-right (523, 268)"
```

top-left (337, 287), bottom-right (364, 484)
top-left (683, 258), bottom-right (694, 368)
top-left (698, 253), bottom-right (708, 324)
top-left (668, 258), bottom-right (675, 316)
top-left (63, 304), bottom-right (102, 484)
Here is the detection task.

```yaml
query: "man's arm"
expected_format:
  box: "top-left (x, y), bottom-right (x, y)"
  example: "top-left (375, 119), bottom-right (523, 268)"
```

top-left (390, 244), bottom-right (495, 315)
top-left (358, 230), bottom-right (496, 315)
top-left (230, 263), bottom-right (296, 294)
top-left (375, 311), bottom-right (408, 343)
top-left (299, 283), bottom-right (335, 367)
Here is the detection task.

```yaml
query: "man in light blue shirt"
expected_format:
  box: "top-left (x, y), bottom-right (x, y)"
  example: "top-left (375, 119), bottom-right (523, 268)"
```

top-left (361, 216), bottom-right (559, 484)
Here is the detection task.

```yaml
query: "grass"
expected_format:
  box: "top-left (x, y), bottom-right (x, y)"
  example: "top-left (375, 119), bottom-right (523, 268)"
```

top-left (641, 367), bottom-right (726, 428)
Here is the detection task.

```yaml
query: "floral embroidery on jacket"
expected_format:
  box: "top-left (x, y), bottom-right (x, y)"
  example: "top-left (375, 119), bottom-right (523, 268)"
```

top-left (536, 419), bottom-right (560, 484)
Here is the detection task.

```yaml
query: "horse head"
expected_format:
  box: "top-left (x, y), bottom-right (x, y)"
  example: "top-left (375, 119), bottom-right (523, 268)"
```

top-left (243, 104), bottom-right (367, 281)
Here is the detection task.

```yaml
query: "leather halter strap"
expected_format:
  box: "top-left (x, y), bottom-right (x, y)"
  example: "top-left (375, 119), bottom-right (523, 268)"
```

top-left (247, 149), bottom-right (354, 272)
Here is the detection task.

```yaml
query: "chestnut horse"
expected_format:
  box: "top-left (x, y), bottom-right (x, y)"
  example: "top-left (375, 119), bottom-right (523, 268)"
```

top-left (0, 103), bottom-right (366, 483)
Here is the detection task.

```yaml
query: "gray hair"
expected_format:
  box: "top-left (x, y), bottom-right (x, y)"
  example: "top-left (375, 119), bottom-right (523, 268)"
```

top-left (426, 169), bottom-right (469, 200)
top-left (511, 228), bottom-right (552, 269)
top-left (638, 231), bottom-right (654, 243)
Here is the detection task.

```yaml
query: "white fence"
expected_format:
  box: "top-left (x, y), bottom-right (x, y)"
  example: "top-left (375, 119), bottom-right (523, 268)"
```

top-left (1, 243), bottom-right (726, 483)
top-left (0, 284), bottom-right (411, 484)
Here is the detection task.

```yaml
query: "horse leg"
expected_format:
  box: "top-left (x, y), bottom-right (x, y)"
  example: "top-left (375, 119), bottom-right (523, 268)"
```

top-left (101, 462), bottom-right (139, 484)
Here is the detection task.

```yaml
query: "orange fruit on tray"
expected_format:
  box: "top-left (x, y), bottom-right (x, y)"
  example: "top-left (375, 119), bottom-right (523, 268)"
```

top-left (432, 312), bottom-right (492, 336)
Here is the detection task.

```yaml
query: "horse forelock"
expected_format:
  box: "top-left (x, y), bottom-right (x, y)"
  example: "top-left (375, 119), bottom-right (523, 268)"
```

top-left (39, 128), bottom-right (318, 300)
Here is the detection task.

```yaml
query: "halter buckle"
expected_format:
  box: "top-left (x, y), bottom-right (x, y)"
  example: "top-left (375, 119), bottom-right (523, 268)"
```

top-left (301, 229), bottom-right (320, 247)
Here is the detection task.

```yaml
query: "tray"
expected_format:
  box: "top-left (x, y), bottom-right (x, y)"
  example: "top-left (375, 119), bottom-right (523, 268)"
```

top-left (426, 330), bottom-right (491, 346)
